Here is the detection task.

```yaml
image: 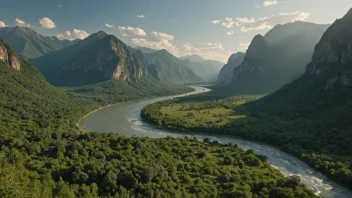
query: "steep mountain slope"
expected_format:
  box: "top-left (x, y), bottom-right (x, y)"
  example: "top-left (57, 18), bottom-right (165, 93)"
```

top-left (0, 26), bottom-right (78, 59)
top-left (226, 22), bottom-right (329, 94)
top-left (248, 8), bottom-right (352, 187)
top-left (216, 52), bottom-right (245, 86)
top-left (32, 32), bottom-right (159, 86)
top-left (0, 38), bottom-right (89, 139)
top-left (179, 54), bottom-right (205, 62)
top-left (183, 59), bottom-right (224, 82)
top-left (144, 49), bottom-right (203, 83)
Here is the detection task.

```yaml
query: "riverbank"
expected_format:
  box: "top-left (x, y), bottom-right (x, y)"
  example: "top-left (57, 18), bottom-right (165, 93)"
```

top-left (78, 86), bottom-right (352, 197)
top-left (140, 95), bottom-right (352, 193)
top-left (76, 86), bottom-right (198, 132)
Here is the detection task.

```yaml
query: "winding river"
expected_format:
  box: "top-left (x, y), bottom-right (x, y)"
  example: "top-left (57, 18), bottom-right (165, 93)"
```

top-left (79, 86), bottom-right (352, 198)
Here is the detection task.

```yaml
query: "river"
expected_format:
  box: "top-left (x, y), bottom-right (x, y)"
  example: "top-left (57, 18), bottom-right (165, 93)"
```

top-left (79, 86), bottom-right (352, 198)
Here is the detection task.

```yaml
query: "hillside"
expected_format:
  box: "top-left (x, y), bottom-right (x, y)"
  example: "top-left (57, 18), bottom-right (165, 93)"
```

top-left (140, 9), bottom-right (352, 190)
top-left (0, 26), bottom-right (78, 59)
top-left (225, 22), bottom-right (329, 94)
top-left (0, 38), bottom-right (317, 198)
top-left (31, 31), bottom-right (160, 86)
top-left (145, 49), bottom-right (203, 83)
top-left (216, 53), bottom-right (245, 86)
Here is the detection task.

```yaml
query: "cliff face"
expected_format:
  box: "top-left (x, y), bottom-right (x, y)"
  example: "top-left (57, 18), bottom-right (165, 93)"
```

top-left (0, 40), bottom-right (21, 70)
top-left (216, 52), bottom-right (245, 86)
top-left (232, 35), bottom-right (269, 82)
top-left (306, 8), bottom-right (352, 89)
top-left (32, 32), bottom-right (155, 86)
top-left (60, 35), bottom-right (147, 83)
top-left (223, 22), bottom-right (328, 95)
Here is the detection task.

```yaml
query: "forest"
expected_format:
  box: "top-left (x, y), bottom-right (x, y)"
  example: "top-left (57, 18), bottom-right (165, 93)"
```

top-left (0, 42), bottom-right (318, 197)
top-left (141, 93), bottom-right (352, 189)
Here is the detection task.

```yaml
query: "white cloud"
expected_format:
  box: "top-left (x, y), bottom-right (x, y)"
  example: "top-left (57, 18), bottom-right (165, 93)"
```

top-left (237, 43), bottom-right (250, 52)
top-left (39, 17), bottom-right (56, 29)
top-left (227, 30), bottom-right (234, 36)
top-left (263, 0), bottom-right (278, 6)
top-left (131, 31), bottom-right (178, 55)
top-left (150, 31), bottom-right (174, 41)
top-left (132, 37), bottom-right (179, 55)
top-left (132, 30), bottom-right (229, 62)
top-left (0, 21), bottom-right (7, 28)
top-left (15, 18), bottom-right (32, 27)
top-left (118, 26), bottom-right (146, 36)
top-left (212, 12), bottom-right (309, 33)
top-left (238, 12), bottom-right (310, 32)
top-left (210, 20), bottom-right (220, 24)
top-left (56, 29), bottom-right (89, 40)
top-left (202, 43), bottom-right (224, 50)
top-left (137, 15), bottom-right (145, 18)
top-left (105, 23), bottom-right (114, 28)
top-left (221, 17), bottom-right (236, 29)
top-left (58, 5), bottom-right (62, 8)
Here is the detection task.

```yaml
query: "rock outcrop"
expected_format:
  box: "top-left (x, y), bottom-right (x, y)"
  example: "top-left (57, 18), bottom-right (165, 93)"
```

top-left (216, 52), bottom-right (245, 86)
top-left (306, 8), bottom-right (352, 89)
top-left (0, 40), bottom-right (21, 70)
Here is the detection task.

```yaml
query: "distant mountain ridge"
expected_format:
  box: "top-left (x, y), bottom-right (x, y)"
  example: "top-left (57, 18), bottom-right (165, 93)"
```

top-left (179, 54), bottom-right (224, 82)
top-left (179, 54), bottom-right (205, 62)
top-left (225, 21), bottom-right (329, 94)
top-left (0, 26), bottom-right (78, 59)
top-left (216, 52), bottom-right (245, 86)
top-left (32, 31), bottom-right (201, 86)
top-left (144, 49), bottom-right (202, 83)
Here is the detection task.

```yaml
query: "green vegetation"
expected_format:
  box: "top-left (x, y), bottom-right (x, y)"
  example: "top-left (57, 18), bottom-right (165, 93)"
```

top-left (141, 88), bottom-right (352, 189)
top-left (0, 39), bottom-right (318, 197)
top-left (0, 26), bottom-right (77, 59)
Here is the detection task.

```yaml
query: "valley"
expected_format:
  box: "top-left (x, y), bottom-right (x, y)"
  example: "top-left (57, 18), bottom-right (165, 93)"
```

top-left (1, 2), bottom-right (352, 198)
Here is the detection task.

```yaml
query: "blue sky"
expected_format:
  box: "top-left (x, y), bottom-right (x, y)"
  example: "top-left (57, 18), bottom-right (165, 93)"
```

top-left (1, 0), bottom-right (352, 62)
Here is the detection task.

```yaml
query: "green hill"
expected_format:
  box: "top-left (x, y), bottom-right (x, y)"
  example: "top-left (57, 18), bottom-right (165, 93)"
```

top-left (0, 26), bottom-right (78, 59)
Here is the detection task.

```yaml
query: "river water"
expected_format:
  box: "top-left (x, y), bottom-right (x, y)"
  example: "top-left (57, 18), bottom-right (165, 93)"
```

top-left (79, 86), bottom-right (352, 198)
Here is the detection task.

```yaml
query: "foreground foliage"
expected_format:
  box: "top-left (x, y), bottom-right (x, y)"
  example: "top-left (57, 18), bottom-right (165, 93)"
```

top-left (0, 40), bottom-right (316, 197)
top-left (141, 92), bottom-right (352, 189)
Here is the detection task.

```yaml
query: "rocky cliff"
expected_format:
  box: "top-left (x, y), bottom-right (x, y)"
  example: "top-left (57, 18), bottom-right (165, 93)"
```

top-left (32, 32), bottom-right (155, 86)
top-left (232, 35), bottom-right (269, 81)
top-left (216, 52), bottom-right (245, 86)
top-left (225, 22), bottom-right (328, 94)
top-left (0, 39), bottom-right (21, 70)
top-left (306, 9), bottom-right (352, 89)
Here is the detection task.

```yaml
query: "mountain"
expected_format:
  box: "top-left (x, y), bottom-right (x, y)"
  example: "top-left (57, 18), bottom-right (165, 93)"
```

top-left (144, 49), bottom-right (203, 83)
top-left (0, 26), bottom-right (78, 59)
top-left (256, 9), bottom-right (352, 111)
top-left (216, 52), bottom-right (245, 86)
top-left (134, 47), bottom-right (157, 54)
top-left (248, 9), bottom-right (352, 186)
top-left (179, 54), bottom-right (205, 62)
top-left (183, 59), bottom-right (224, 82)
top-left (226, 21), bottom-right (329, 94)
top-left (31, 31), bottom-right (161, 87)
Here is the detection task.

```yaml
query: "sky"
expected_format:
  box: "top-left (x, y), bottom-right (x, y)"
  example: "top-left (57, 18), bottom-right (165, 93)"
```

top-left (0, 0), bottom-right (351, 62)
